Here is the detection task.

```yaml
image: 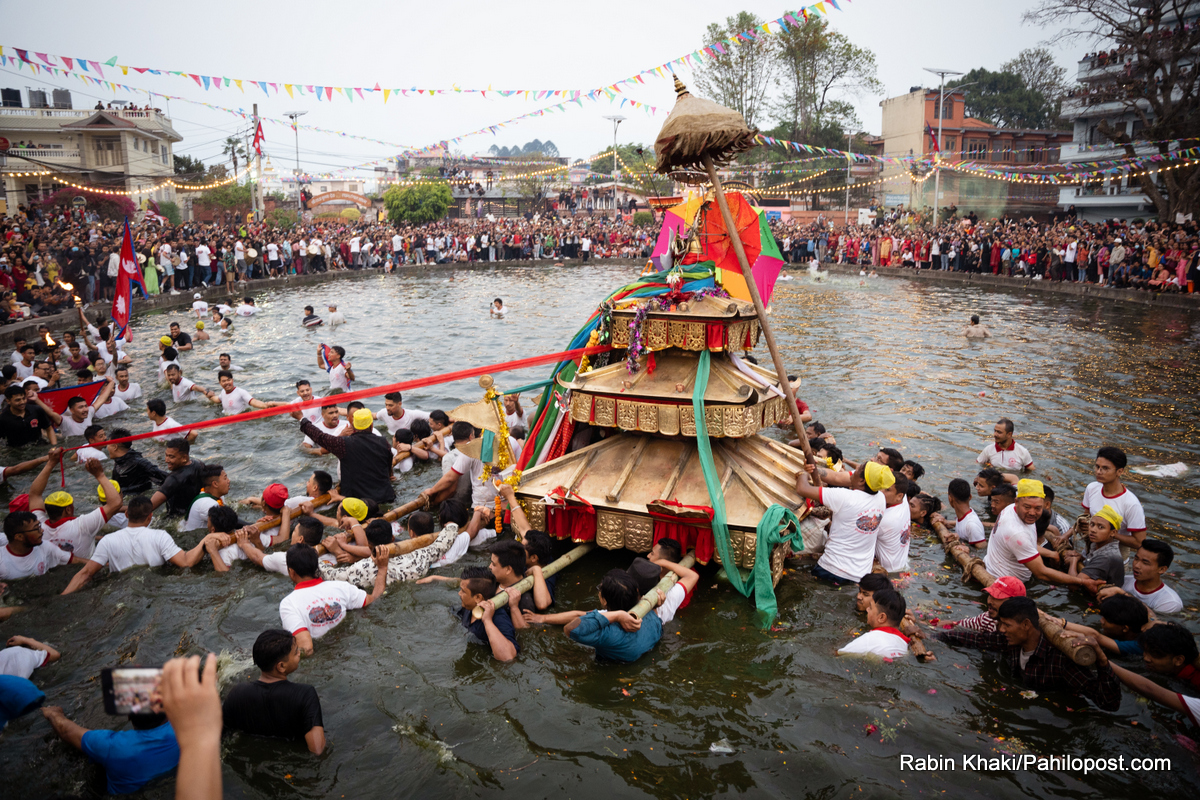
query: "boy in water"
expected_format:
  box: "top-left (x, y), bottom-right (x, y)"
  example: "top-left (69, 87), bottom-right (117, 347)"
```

top-left (454, 566), bottom-right (518, 662)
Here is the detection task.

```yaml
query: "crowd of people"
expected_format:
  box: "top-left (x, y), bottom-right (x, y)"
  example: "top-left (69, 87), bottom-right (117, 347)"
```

top-left (0, 196), bottom-right (1197, 797)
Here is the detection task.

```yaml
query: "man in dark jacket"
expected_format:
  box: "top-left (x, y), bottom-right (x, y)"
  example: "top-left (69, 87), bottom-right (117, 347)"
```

top-left (293, 408), bottom-right (395, 505)
top-left (105, 427), bottom-right (168, 495)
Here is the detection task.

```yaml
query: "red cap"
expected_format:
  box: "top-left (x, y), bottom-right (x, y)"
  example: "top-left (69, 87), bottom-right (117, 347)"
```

top-left (262, 483), bottom-right (289, 511)
top-left (8, 494), bottom-right (29, 513)
top-left (984, 576), bottom-right (1027, 599)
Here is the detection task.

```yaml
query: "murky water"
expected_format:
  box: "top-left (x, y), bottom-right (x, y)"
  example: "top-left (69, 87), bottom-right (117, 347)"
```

top-left (2, 266), bottom-right (1197, 798)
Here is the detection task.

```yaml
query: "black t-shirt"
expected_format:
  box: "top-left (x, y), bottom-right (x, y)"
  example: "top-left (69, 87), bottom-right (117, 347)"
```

top-left (0, 405), bottom-right (52, 447)
top-left (171, 331), bottom-right (192, 348)
top-left (158, 459), bottom-right (206, 515)
top-left (222, 680), bottom-right (323, 742)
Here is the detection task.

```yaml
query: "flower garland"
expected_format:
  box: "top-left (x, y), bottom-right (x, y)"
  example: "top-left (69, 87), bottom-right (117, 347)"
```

top-left (623, 284), bottom-right (731, 374)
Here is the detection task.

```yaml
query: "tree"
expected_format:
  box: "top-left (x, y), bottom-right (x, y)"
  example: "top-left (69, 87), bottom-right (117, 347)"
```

top-left (43, 187), bottom-right (135, 220)
top-left (1024, 0), bottom-right (1200, 219)
top-left (221, 136), bottom-right (248, 180)
top-left (173, 154), bottom-right (205, 178)
top-left (693, 11), bottom-right (777, 129)
top-left (1001, 47), bottom-right (1071, 113)
top-left (196, 182), bottom-right (254, 209)
top-left (158, 200), bottom-right (183, 225)
top-left (383, 182), bottom-right (453, 224)
top-left (504, 154), bottom-right (556, 201)
top-left (772, 16), bottom-right (882, 143)
top-left (947, 68), bottom-right (1058, 129)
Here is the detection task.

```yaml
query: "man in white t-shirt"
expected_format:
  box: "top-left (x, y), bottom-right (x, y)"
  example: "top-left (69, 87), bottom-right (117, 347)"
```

top-left (320, 345), bottom-right (352, 391)
top-left (375, 392), bottom-right (429, 435)
top-left (326, 304), bottom-right (346, 326)
top-left (165, 364), bottom-right (215, 405)
top-left (61, 496), bottom-right (217, 594)
top-left (278, 542), bottom-right (389, 654)
top-left (875, 474), bottom-right (912, 573)
top-left (976, 418), bottom-right (1034, 472)
top-left (0, 635), bottom-right (60, 678)
top-left (1098, 539), bottom-right (1184, 613)
top-left (191, 293), bottom-right (209, 318)
top-left (986, 480), bottom-right (1101, 591)
top-left (0, 510), bottom-right (75, 580)
top-left (215, 371), bottom-right (271, 416)
top-left (110, 366), bottom-right (142, 404)
top-left (838, 587), bottom-right (911, 658)
top-left (288, 380), bottom-right (325, 425)
top-left (795, 461), bottom-right (890, 584)
top-left (182, 463), bottom-right (232, 531)
top-left (235, 297), bottom-right (258, 316)
top-left (266, 242), bottom-right (280, 273)
top-left (349, 235), bottom-right (361, 267)
top-left (57, 381), bottom-right (115, 438)
top-left (28, 451), bottom-right (122, 559)
top-left (937, 478), bottom-right (987, 548)
top-left (1080, 446), bottom-right (1147, 549)
top-left (195, 241), bottom-right (212, 284)
top-left (392, 233), bottom-right (403, 259)
top-left (302, 404), bottom-right (348, 455)
top-left (146, 397), bottom-right (197, 443)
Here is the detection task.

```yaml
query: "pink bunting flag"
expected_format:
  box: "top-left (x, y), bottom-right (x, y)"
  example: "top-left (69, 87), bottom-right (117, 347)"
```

top-left (325, 86), bottom-right (333, 100)
top-left (90, 60), bottom-right (104, 77)
top-left (35, 52), bottom-right (54, 66)
top-left (62, 56), bottom-right (73, 70)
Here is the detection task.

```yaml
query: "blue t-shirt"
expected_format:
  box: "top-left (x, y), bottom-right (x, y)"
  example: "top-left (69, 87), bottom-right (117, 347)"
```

top-left (0, 675), bottom-right (44, 729)
top-left (456, 606), bottom-right (519, 654)
top-left (81, 722), bottom-right (180, 795)
top-left (568, 609), bottom-right (663, 663)
top-left (1115, 638), bottom-right (1144, 658)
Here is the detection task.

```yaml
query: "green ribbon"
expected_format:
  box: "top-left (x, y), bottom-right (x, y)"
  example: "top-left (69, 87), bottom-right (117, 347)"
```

top-left (480, 429), bottom-right (495, 463)
top-left (694, 350), bottom-right (804, 627)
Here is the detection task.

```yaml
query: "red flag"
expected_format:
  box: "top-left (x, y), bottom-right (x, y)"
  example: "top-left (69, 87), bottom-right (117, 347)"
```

top-left (252, 120), bottom-right (265, 156)
top-left (111, 217), bottom-right (146, 336)
top-left (925, 122), bottom-right (940, 153)
top-left (38, 380), bottom-right (107, 416)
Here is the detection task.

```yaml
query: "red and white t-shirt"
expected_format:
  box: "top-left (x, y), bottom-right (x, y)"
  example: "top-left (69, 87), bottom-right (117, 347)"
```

top-left (955, 508), bottom-right (987, 545)
top-left (984, 504), bottom-right (1039, 582)
top-left (279, 578), bottom-right (367, 639)
top-left (1122, 575), bottom-right (1183, 614)
top-left (36, 507), bottom-right (108, 560)
top-left (837, 626), bottom-right (910, 658)
top-left (1081, 482), bottom-right (1146, 541)
top-left (328, 363), bottom-right (350, 391)
top-left (218, 386), bottom-right (255, 415)
top-left (0, 541), bottom-right (72, 579)
top-left (977, 441), bottom-right (1033, 471)
top-left (875, 501), bottom-right (912, 572)
top-left (1179, 694), bottom-right (1200, 727)
top-left (816, 486), bottom-right (886, 582)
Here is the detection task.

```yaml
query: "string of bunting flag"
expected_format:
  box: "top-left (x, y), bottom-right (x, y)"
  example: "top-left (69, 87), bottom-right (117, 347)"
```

top-left (0, 3), bottom-right (851, 107)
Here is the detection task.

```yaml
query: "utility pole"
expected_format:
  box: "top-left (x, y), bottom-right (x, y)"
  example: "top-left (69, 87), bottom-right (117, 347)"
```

top-left (285, 110), bottom-right (308, 217)
top-left (923, 67), bottom-right (963, 225)
top-left (253, 103), bottom-right (264, 222)
top-left (603, 115), bottom-right (624, 218)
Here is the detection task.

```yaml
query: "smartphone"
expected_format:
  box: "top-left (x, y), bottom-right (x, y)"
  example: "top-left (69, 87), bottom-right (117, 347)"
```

top-left (100, 667), bottom-right (164, 716)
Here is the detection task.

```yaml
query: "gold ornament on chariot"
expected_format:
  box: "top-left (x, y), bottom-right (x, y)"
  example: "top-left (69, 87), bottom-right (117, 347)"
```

top-left (594, 396), bottom-right (617, 427)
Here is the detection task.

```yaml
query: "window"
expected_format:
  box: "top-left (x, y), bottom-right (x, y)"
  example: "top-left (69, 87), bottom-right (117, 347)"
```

top-left (943, 137), bottom-right (956, 154)
top-left (966, 140), bottom-right (987, 160)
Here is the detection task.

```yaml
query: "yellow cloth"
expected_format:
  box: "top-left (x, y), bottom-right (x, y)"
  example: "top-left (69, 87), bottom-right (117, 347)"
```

top-left (159, 335), bottom-right (173, 345)
top-left (1016, 479), bottom-right (1045, 498)
top-left (352, 408), bottom-right (374, 430)
top-left (341, 497), bottom-right (368, 521)
top-left (196, 321), bottom-right (205, 330)
top-left (1094, 504), bottom-right (1123, 531)
top-left (97, 480), bottom-right (120, 502)
top-left (45, 491), bottom-right (74, 507)
top-left (863, 461), bottom-right (895, 492)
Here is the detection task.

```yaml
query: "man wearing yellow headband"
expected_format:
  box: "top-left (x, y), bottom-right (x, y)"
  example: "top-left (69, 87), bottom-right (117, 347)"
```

top-left (1063, 505), bottom-right (1125, 588)
top-left (985, 478), bottom-right (1103, 592)
top-left (795, 460), bottom-right (887, 584)
top-left (291, 406), bottom-right (395, 505)
top-left (27, 448), bottom-right (123, 559)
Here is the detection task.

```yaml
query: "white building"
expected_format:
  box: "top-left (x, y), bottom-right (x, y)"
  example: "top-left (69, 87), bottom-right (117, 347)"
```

top-left (1, 91), bottom-right (183, 214)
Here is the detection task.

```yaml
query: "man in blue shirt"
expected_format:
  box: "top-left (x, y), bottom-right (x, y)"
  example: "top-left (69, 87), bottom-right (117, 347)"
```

top-left (43, 704), bottom-right (180, 794)
top-left (564, 570), bottom-right (663, 663)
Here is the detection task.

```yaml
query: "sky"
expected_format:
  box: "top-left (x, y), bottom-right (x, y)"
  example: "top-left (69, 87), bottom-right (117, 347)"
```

top-left (4, 0), bottom-right (1091, 178)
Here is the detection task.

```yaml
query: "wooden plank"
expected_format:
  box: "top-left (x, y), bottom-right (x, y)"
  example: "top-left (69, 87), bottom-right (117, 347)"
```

top-left (605, 437), bottom-right (650, 503)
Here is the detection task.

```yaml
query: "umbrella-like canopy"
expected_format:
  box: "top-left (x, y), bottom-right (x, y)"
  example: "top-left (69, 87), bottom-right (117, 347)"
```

top-left (654, 77), bottom-right (757, 174)
top-left (696, 192), bottom-right (785, 305)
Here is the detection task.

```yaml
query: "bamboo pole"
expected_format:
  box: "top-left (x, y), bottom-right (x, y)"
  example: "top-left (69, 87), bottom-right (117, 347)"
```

top-left (247, 493), bottom-right (332, 534)
top-left (930, 519), bottom-right (1097, 666)
top-left (383, 494), bottom-right (431, 523)
top-left (473, 542), bottom-right (596, 620)
top-left (702, 155), bottom-right (818, 484)
top-left (629, 552), bottom-right (697, 620)
top-left (314, 531), bottom-right (438, 558)
top-left (899, 617), bottom-right (932, 662)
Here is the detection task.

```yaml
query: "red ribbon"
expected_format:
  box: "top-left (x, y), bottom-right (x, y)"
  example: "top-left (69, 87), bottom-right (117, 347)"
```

top-left (54, 344), bottom-right (611, 486)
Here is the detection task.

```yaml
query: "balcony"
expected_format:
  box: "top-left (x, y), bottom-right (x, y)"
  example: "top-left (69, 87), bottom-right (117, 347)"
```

top-left (0, 106), bottom-right (172, 124)
top-left (0, 148), bottom-right (81, 164)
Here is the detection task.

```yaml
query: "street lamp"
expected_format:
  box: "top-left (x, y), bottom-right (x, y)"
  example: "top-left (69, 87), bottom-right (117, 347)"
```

top-left (844, 130), bottom-right (866, 225)
top-left (922, 67), bottom-right (963, 224)
top-left (284, 110), bottom-right (308, 215)
top-left (602, 115), bottom-right (625, 215)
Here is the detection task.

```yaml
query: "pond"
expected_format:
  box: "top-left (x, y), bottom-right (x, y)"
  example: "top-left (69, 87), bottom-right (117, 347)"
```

top-left (1, 265), bottom-right (1197, 798)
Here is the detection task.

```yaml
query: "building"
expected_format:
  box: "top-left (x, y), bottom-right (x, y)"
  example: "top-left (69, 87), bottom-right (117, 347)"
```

top-left (1056, 1), bottom-right (1199, 221)
top-left (0, 89), bottom-right (183, 214)
top-left (879, 87), bottom-right (1072, 218)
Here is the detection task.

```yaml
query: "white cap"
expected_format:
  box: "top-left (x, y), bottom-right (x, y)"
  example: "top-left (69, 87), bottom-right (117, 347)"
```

top-left (193, 292), bottom-right (202, 299)
top-left (1114, 238), bottom-right (1122, 243)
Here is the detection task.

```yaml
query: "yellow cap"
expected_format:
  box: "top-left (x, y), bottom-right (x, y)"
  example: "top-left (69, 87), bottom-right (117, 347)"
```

top-left (1094, 504), bottom-right (1123, 531)
top-left (159, 335), bottom-right (173, 345)
top-left (195, 321), bottom-right (205, 330)
top-left (45, 491), bottom-right (74, 507)
top-left (1016, 479), bottom-right (1045, 499)
top-left (863, 461), bottom-right (895, 492)
top-left (341, 497), bottom-right (368, 521)
top-left (97, 480), bottom-right (121, 502)
top-left (352, 408), bottom-right (374, 430)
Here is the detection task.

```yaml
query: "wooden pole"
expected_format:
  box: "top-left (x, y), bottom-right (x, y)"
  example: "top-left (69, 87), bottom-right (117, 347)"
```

top-left (314, 531), bottom-right (437, 558)
top-left (899, 617), bottom-right (932, 662)
top-left (383, 494), bottom-right (431, 523)
top-left (629, 552), bottom-right (697, 620)
top-left (930, 518), bottom-right (1097, 666)
top-left (473, 542), bottom-right (596, 620)
top-left (247, 493), bottom-right (332, 534)
top-left (701, 155), bottom-right (818, 483)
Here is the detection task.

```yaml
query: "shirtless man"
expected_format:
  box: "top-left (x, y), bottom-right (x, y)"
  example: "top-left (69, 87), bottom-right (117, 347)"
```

top-left (963, 315), bottom-right (991, 339)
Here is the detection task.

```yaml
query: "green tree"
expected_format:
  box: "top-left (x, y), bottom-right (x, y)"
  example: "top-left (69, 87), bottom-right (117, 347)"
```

top-left (158, 200), bottom-right (182, 225)
top-left (196, 182), bottom-right (254, 209)
top-left (947, 69), bottom-right (1057, 129)
top-left (772, 16), bottom-right (882, 142)
top-left (173, 154), bottom-right (205, 178)
top-left (222, 136), bottom-right (248, 180)
top-left (1025, 0), bottom-right (1200, 219)
top-left (1001, 47), bottom-right (1070, 117)
top-left (266, 208), bottom-right (297, 228)
top-left (384, 182), bottom-right (453, 224)
top-left (693, 11), bottom-right (776, 129)
top-left (340, 207), bottom-right (361, 221)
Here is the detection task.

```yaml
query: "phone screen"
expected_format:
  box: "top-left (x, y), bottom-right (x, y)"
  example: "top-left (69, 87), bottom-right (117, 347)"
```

top-left (100, 667), bottom-right (164, 715)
